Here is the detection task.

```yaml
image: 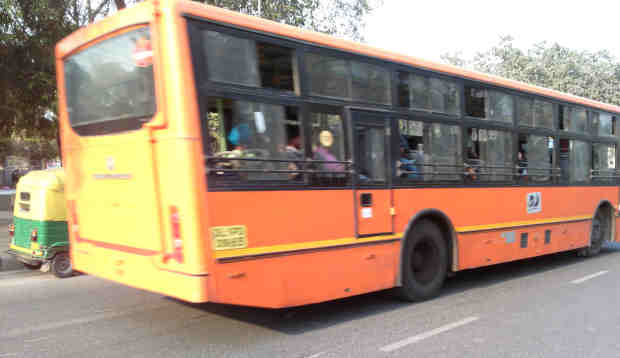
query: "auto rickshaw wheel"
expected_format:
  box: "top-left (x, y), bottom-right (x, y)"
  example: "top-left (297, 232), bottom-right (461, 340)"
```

top-left (51, 252), bottom-right (73, 278)
top-left (23, 262), bottom-right (41, 270)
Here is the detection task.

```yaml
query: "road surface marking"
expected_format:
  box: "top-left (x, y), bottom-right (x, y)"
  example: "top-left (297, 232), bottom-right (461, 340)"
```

top-left (305, 352), bottom-right (326, 358)
top-left (380, 316), bottom-right (479, 353)
top-left (24, 336), bottom-right (52, 343)
top-left (571, 270), bottom-right (609, 284)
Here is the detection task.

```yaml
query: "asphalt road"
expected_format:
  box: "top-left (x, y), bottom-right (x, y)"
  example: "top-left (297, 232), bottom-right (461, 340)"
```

top-left (2, 243), bottom-right (620, 358)
top-left (0, 212), bottom-right (22, 272)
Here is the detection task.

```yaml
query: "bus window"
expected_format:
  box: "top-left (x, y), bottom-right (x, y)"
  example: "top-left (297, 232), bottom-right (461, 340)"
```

top-left (465, 87), bottom-right (513, 123)
top-left (518, 97), bottom-right (553, 129)
top-left (518, 134), bottom-right (554, 183)
top-left (306, 54), bottom-right (391, 105)
top-left (559, 139), bottom-right (590, 183)
top-left (310, 112), bottom-right (349, 186)
top-left (467, 128), bottom-right (513, 181)
top-left (397, 72), bottom-right (459, 115)
top-left (63, 27), bottom-right (156, 136)
top-left (351, 61), bottom-right (391, 105)
top-left (398, 119), bottom-right (461, 182)
top-left (559, 106), bottom-right (587, 134)
top-left (202, 30), bottom-right (295, 92)
top-left (592, 143), bottom-right (617, 183)
top-left (306, 53), bottom-right (350, 99)
top-left (204, 98), bottom-right (303, 184)
top-left (429, 77), bottom-right (460, 115)
top-left (591, 112), bottom-right (615, 137)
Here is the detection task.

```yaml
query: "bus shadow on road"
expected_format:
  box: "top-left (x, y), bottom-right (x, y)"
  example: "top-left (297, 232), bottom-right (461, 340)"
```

top-left (168, 242), bottom-right (620, 335)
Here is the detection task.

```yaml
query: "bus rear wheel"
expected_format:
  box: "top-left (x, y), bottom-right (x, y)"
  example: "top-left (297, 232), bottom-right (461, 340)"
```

top-left (51, 252), bottom-right (73, 278)
top-left (580, 209), bottom-right (611, 257)
top-left (396, 219), bottom-right (447, 302)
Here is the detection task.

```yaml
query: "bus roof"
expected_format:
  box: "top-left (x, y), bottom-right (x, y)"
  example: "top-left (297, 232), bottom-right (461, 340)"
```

top-left (178, 0), bottom-right (620, 115)
top-left (57, 0), bottom-right (620, 115)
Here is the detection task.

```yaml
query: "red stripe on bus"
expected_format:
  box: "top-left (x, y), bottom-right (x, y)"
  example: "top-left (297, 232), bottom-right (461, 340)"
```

top-left (77, 237), bottom-right (158, 256)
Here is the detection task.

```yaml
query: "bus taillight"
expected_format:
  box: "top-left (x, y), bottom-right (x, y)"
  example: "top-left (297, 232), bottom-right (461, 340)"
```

top-left (168, 206), bottom-right (184, 263)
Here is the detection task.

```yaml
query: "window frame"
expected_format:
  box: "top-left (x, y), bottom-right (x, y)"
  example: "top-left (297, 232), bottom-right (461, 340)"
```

top-left (187, 19), bottom-right (301, 98)
top-left (186, 15), bottom-right (620, 190)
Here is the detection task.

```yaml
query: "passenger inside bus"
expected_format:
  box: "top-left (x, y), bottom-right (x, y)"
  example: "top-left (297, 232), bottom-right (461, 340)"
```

top-left (516, 150), bottom-right (528, 181)
top-left (397, 136), bottom-right (418, 179)
top-left (465, 142), bottom-right (480, 181)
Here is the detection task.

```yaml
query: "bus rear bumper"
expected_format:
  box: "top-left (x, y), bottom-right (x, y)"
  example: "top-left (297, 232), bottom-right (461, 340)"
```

top-left (71, 243), bottom-right (210, 303)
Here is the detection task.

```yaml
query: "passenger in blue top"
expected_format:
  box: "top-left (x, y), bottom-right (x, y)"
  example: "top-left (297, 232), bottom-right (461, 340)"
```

top-left (398, 136), bottom-right (418, 179)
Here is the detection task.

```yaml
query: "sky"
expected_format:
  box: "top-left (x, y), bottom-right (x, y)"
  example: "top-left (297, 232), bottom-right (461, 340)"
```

top-left (365, 0), bottom-right (620, 63)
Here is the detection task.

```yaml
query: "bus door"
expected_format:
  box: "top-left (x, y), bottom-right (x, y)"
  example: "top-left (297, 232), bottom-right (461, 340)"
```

top-left (350, 110), bottom-right (393, 236)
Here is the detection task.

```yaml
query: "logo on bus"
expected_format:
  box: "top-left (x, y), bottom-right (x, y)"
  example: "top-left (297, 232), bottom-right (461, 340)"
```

top-left (526, 192), bottom-right (541, 214)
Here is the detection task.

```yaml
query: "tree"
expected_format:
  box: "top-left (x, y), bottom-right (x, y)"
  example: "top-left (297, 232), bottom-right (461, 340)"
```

top-left (0, 0), bottom-right (122, 140)
top-left (0, 0), bottom-right (378, 147)
top-left (202, 0), bottom-right (377, 41)
top-left (441, 36), bottom-right (620, 106)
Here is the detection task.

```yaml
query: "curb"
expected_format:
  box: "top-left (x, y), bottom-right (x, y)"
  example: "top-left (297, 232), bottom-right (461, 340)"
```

top-left (0, 252), bottom-right (23, 272)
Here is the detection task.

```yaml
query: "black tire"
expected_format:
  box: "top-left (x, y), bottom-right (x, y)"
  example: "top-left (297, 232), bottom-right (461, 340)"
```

top-left (581, 209), bottom-right (611, 257)
top-left (51, 252), bottom-right (73, 278)
top-left (23, 262), bottom-right (41, 270)
top-left (395, 219), bottom-right (448, 301)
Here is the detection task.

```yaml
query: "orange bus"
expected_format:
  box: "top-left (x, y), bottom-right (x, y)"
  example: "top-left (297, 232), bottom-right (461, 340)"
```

top-left (56, 0), bottom-right (620, 308)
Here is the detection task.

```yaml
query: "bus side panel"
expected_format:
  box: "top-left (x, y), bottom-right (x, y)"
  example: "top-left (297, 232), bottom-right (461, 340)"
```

top-left (393, 186), bottom-right (615, 271)
top-left (206, 190), bottom-right (355, 249)
top-left (211, 241), bottom-right (399, 308)
top-left (457, 222), bottom-right (589, 270)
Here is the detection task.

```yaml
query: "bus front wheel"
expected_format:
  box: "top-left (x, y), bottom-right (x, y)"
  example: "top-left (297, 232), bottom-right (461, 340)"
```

top-left (395, 219), bottom-right (447, 302)
top-left (51, 252), bottom-right (73, 278)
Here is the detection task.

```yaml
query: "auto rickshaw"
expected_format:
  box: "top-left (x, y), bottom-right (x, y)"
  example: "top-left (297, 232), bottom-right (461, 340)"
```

top-left (7, 168), bottom-right (72, 278)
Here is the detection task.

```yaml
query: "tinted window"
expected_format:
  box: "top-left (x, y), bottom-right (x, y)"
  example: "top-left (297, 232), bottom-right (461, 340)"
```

top-left (559, 139), bottom-right (590, 183)
top-left (351, 62), bottom-right (391, 105)
top-left (591, 112), bottom-right (615, 137)
top-left (203, 31), bottom-right (295, 91)
top-left (534, 100), bottom-right (554, 129)
top-left (398, 72), bottom-right (459, 115)
top-left (307, 54), bottom-right (391, 104)
top-left (306, 53), bottom-right (350, 98)
top-left (560, 106), bottom-right (587, 133)
top-left (465, 87), bottom-right (486, 118)
top-left (63, 27), bottom-right (156, 135)
top-left (203, 31), bottom-right (260, 86)
top-left (518, 98), bottom-right (553, 129)
top-left (592, 143), bottom-right (616, 183)
top-left (310, 112), bottom-right (349, 186)
top-left (466, 128), bottom-right (513, 181)
top-left (466, 87), bottom-right (514, 123)
top-left (398, 120), bottom-right (462, 181)
top-left (517, 97), bottom-right (534, 127)
top-left (488, 91), bottom-right (513, 123)
top-left (257, 42), bottom-right (295, 91)
top-left (204, 98), bottom-right (303, 184)
top-left (518, 134), bottom-right (554, 183)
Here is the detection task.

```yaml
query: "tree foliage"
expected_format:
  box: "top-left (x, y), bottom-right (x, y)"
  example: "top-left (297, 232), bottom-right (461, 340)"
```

top-left (441, 36), bottom-right (620, 106)
top-left (0, 0), bottom-right (125, 142)
top-left (203, 0), bottom-right (376, 41)
top-left (1, 0), bottom-right (377, 152)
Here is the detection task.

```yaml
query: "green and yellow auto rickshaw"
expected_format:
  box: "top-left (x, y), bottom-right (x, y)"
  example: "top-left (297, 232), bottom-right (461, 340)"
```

top-left (7, 168), bottom-right (72, 278)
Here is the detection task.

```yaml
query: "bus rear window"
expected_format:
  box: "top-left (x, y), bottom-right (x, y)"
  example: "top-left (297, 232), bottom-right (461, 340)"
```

top-left (63, 27), bottom-right (156, 136)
